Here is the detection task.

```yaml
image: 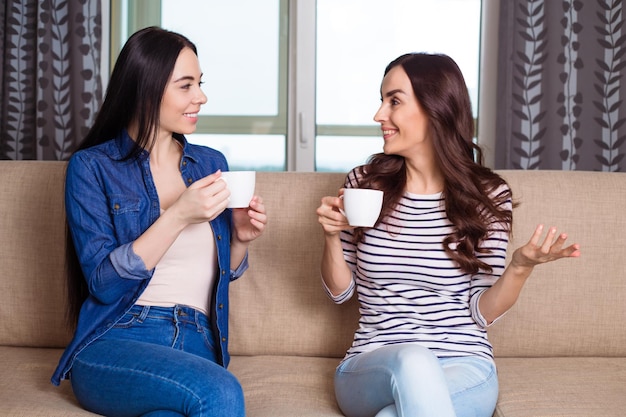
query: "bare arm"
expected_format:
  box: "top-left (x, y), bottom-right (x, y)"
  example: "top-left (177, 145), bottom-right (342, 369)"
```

top-left (316, 194), bottom-right (353, 296)
top-left (479, 224), bottom-right (581, 324)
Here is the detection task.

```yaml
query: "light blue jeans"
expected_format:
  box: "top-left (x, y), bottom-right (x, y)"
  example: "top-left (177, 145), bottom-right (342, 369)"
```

top-left (70, 305), bottom-right (244, 417)
top-left (335, 344), bottom-right (498, 417)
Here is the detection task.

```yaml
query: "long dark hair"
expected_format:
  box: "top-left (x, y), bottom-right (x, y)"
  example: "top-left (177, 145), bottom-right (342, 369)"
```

top-left (65, 27), bottom-right (198, 328)
top-left (352, 53), bottom-right (513, 275)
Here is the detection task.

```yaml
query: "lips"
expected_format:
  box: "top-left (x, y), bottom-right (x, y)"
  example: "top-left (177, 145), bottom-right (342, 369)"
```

top-left (381, 128), bottom-right (397, 139)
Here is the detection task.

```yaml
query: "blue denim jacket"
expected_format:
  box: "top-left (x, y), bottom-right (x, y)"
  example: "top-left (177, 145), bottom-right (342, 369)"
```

top-left (51, 131), bottom-right (248, 386)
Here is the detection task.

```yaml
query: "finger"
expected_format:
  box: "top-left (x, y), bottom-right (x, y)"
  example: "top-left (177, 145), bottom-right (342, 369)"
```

top-left (540, 227), bottom-right (558, 253)
top-left (247, 209), bottom-right (267, 226)
top-left (564, 243), bottom-right (581, 257)
top-left (249, 216), bottom-right (267, 232)
top-left (549, 232), bottom-right (568, 253)
top-left (318, 210), bottom-right (349, 227)
top-left (528, 224), bottom-right (545, 247)
top-left (320, 196), bottom-right (334, 208)
top-left (191, 170), bottom-right (224, 189)
top-left (249, 196), bottom-right (266, 213)
top-left (326, 204), bottom-right (348, 223)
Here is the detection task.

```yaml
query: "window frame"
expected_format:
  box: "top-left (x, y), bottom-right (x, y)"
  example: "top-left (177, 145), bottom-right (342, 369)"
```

top-left (108, 0), bottom-right (498, 171)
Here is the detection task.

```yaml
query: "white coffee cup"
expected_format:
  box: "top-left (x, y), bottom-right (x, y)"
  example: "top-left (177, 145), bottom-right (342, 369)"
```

top-left (221, 171), bottom-right (256, 208)
top-left (341, 188), bottom-right (384, 227)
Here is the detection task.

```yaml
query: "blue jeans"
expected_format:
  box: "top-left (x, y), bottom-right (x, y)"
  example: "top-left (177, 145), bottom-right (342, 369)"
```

top-left (335, 344), bottom-right (498, 417)
top-left (70, 305), bottom-right (244, 417)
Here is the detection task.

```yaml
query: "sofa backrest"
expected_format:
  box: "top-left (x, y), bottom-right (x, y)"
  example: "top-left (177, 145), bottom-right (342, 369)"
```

top-left (488, 170), bottom-right (626, 357)
top-left (1, 161), bottom-right (625, 359)
top-left (229, 170), bottom-right (626, 358)
top-left (228, 172), bottom-right (358, 358)
top-left (0, 161), bottom-right (72, 348)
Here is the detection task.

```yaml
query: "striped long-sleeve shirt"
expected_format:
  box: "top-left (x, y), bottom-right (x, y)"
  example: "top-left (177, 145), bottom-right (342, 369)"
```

top-left (326, 171), bottom-right (512, 364)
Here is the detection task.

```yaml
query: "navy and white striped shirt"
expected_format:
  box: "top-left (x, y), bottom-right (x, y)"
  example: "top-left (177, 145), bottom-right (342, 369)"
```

top-left (326, 172), bottom-right (511, 364)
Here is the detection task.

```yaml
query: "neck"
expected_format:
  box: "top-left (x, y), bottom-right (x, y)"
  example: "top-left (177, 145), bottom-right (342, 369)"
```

top-left (150, 134), bottom-right (182, 168)
top-left (404, 159), bottom-right (444, 194)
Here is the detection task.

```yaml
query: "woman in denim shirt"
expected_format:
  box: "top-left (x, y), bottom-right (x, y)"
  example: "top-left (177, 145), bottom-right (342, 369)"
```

top-left (51, 27), bottom-right (267, 416)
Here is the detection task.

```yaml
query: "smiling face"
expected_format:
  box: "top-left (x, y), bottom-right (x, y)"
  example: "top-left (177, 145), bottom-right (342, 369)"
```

top-left (159, 47), bottom-right (207, 136)
top-left (373, 65), bottom-right (433, 161)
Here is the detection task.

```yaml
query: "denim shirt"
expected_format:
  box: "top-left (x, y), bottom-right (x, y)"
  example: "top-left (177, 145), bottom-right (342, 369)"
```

top-left (51, 131), bottom-right (248, 386)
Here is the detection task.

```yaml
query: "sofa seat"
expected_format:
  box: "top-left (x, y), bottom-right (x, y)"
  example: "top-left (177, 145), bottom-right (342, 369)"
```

top-left (230, 356), bottom-right (343, 416)
top-left (4, 346), bottom-right (625, 417)
top-left (0, 346), bottom-right (94, 416)
top-left (494, 357), bottom-right (626, 417)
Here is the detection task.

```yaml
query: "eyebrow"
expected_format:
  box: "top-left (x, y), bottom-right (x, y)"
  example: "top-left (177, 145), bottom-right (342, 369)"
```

top-left (383, 88), bottom-right (407, 98)
top-left (172, 73), bottom-right (203, 83)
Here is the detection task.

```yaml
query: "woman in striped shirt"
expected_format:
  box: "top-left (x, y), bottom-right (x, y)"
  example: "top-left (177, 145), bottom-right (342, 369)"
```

top-left (316, 53), bottom-right (580, 417)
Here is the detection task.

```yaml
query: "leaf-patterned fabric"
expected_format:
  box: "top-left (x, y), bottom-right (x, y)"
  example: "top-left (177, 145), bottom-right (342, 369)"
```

top-left (0, 1), bottom-right (102, 161)
top-left (495, 0), bottom-right (625, 171)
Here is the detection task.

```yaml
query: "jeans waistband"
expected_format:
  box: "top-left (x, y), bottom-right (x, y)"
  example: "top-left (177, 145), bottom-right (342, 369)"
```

top-left (128, 304), bottom-right (209, 328)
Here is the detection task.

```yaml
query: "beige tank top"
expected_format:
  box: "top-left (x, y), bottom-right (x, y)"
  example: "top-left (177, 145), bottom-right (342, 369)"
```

top-left (136, 218), bottom-right (217, 314)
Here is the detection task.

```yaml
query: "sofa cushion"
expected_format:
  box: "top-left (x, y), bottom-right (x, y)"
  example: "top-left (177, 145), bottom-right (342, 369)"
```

top-left (488, 170), bottom-right (626, 357)
top-left (0, 162), bottom-right (73, 349)
top-left (0, 345), bottom-right (343, 417)
top-left (230, 356), bottom-right (344, 416)
top-left (228, 172), bottom-right (360, 358)
top-left (494, 357), bottom-right (626, 417)
top-left (0, 346), bottom-right (96, 416)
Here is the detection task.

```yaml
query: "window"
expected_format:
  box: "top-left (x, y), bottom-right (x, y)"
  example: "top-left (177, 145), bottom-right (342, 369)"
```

top-left (110, 0), bottom-right (483, 172)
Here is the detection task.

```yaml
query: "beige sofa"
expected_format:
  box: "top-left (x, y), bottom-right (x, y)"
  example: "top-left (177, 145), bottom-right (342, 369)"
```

top-left (1, 160), bottom-right (625, 416)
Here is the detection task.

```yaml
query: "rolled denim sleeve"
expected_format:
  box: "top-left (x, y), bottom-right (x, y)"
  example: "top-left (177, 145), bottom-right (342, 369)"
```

top-left (230, 250), bottom-right (249, 281)
top-left (109, 242), bottom-right (152, 280)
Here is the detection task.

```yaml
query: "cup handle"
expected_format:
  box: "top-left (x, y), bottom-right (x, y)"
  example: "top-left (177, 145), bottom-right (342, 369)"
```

top-left (338, 195), bottom-right (346, 217)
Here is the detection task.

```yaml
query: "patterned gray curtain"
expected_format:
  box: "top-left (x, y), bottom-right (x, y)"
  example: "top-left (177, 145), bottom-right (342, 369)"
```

top-left (0, 0), bottom-right (102, 160)
top-left (495, 0), bottom-right (625, 171)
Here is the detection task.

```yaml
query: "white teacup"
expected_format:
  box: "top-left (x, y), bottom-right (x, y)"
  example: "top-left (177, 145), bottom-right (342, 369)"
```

top-left (221, 171), bottom-right (256, 208)
top-left (341, 188), bottom-right (384, 227)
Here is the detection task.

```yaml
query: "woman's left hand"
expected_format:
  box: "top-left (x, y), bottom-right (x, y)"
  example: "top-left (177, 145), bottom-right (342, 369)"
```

top-left (511, 224), bottom-right (581, 270)
top-left (231, 196), bottom-right (267, 244)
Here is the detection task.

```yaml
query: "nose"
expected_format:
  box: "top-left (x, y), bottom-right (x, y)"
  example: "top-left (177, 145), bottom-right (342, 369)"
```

top-left (373, 103), bottom-right (386, 123)
top-left (195, 86), bottom-right (208, 105)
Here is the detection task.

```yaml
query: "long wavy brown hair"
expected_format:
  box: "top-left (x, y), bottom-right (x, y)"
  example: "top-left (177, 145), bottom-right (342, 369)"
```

top-left (351, 53), bottom-right (514, 275)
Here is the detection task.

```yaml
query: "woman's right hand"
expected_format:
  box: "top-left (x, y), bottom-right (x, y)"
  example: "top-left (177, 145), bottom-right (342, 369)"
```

top-left (174, 170), bottom-right (231, 224)
top-left (317, 189), bottom-right (355, 297)
top-left (316, 190), bottom-right (351, 235)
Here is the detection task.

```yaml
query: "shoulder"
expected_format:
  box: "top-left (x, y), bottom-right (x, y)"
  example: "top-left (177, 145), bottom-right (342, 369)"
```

top-left (186, 142), bottom-right (226, 160)
top-left (344, 165), bottom-right (367, 188)
top-left (478, 169), bottom-right (511, 201)
top-left (67, 139), bottom-right (119, 172)
top-left (187, 143), bottom-right (227, 165)
top-left (184, 142), bottom-right (229, 173)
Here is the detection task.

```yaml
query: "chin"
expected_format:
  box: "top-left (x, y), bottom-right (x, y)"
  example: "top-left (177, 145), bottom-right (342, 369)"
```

top-left (382, 145), bottom-right (395, 155)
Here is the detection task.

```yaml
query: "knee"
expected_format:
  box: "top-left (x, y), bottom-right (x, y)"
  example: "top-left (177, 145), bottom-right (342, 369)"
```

top-left (387, 345), bottom-right (442, 380)
top-left (190, 371), bottom-right (245, 417)
top-left (219, 373), bottom-right (245, 407)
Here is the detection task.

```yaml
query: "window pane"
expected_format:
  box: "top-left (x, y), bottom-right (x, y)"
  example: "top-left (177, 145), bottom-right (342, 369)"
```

top-left (188, 134), bottom-right (285, 171)
top-left (315, 0), bottom-right (481, 172)
top-left (161, 0), bottom-right (280, 116)
top-left (158, 0), bottom-right (285, 172)
top-left (316, 136), bottom-right (383, 172)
